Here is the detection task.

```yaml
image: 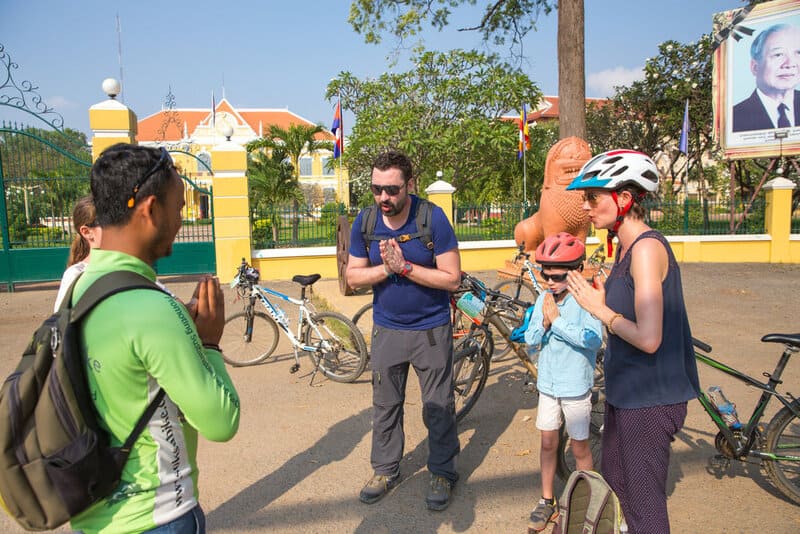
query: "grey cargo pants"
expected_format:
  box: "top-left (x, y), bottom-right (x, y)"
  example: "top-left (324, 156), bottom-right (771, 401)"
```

top-left (369, 323), bottom-right (460, 482)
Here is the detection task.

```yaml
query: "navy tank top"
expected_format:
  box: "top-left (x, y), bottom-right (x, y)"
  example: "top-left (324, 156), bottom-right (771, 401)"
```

top-left (604, 230), bottom-right (700, 408)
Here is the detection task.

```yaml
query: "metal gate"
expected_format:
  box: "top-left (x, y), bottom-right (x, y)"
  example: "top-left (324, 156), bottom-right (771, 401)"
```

top-left (153, 150), bottom-right (216, 276)
top-left (0, 128), bottom-right (217, 288)
top-left (0, 123), bottom-right (93, 288)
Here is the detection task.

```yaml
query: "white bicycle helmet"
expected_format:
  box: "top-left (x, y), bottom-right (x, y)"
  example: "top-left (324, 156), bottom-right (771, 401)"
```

top-left (566, 149), bottom-right (660, 193)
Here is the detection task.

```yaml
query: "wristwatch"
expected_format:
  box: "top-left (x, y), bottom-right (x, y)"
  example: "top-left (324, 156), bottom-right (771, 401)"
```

top-left (399, 262), bottom-right (413, 277)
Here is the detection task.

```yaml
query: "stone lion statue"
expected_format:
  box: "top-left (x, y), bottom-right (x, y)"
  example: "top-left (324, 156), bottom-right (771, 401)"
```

top-left (513, 136), bottom-right (593, 253)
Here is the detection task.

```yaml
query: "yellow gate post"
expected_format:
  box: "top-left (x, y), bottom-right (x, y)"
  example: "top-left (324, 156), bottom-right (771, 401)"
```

top-left (426, 173), bottom-right (455, 225)
top-left (211, 127), bottom-right (252, 282)
top-left (89, 78), bottom-right (138, 160)
top-left (764, 177), bottom-right (796, 263)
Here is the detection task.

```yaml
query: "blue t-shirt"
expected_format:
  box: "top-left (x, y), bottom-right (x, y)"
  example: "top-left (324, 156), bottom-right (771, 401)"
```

top-left (349, 195), bottom-right (458, 330)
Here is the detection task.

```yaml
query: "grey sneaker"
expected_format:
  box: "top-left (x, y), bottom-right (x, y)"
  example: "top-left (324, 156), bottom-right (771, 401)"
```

top-left (359, 472), bottom-right (400, 504)
top-left (528, 497), bottom-right (559, 532)
top-left (425, 474), bottom-right (455, 511)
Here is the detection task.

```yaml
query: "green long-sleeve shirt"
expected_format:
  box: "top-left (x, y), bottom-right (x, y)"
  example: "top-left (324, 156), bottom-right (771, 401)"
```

top-left (70, 249), bottom-right (239, 534)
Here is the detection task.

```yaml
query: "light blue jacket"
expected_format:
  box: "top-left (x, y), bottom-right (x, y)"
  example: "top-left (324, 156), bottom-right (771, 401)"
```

top-left (524, 291), bottom-right (603, 398)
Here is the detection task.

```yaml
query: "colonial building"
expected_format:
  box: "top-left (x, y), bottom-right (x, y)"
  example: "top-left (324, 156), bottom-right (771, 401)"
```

top-left (137, 97), bottom-right (346, 218)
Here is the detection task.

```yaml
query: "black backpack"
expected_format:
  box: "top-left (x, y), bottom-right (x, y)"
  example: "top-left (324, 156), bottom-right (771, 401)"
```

top-left (360, 197), bottom-right (435, 260)
top-left (0, 271), bottom-right (166, 531)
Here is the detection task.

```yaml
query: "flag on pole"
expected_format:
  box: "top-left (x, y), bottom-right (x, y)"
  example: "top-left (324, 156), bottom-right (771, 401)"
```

top-left (679, 99), bottom-right (689, 154)
top-left (331, 100), bottom-right (343, 158)
top-left (211, 91), bottom-right (216, 129)
top-left (518, 104), bottom-right (530, 159)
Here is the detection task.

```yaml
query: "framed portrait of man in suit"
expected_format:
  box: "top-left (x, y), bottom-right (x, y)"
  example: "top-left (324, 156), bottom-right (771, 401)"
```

top-left (715, 0), bottom-right (800, 159)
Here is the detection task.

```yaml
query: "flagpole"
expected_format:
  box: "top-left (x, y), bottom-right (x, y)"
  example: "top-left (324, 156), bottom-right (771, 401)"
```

top-left (336, 91), bottom-right (346, 205)
top-left (522, 144), bottom-right (527, 205)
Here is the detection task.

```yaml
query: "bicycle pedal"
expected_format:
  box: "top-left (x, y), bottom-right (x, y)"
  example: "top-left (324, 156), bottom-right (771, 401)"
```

top-left (290, 364), bottom-right (300, 373)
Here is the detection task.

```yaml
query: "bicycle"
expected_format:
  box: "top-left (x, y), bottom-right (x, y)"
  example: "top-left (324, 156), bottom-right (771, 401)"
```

top-left (454, 272), bottom-right (544, 421)
top-left (691, 335), bottom-right (800, 503)
top-left (557, 334), bottom-right (800, 502)
top-left (221, 259), bottom-right (369, 383)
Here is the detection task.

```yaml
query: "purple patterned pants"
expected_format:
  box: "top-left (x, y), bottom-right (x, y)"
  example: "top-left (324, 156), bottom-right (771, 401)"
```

top-left (601, 402), bottom-right (687, 534)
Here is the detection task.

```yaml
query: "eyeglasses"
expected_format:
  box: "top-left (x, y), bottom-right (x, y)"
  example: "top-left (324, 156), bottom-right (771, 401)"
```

top-left (370, 183), bottom-right (405, 196)
top-left (128, 147), bottom-right (173, 208)
top-left (541, 272), bottom-right (569, 282)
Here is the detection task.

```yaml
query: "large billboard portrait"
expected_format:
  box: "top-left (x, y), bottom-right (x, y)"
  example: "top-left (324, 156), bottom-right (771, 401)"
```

top-left (714, 0), bottom-right (800, 159)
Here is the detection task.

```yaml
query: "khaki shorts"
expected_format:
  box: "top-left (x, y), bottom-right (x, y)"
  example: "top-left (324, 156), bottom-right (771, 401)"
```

top-left (536, 390), bottom-right (592, 440)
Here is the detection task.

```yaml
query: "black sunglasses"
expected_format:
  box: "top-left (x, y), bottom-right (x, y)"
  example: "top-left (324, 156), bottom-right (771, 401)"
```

top-left (127, 147), bottom-right (173, 208)
top-left (541, 272), bottom-right (569, 282)
top-left (370, 183), bottom-right (405, 196)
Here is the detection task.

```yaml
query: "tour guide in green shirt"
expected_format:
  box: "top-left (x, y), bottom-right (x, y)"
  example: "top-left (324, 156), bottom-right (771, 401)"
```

top-left (71, 144), bottom-right (239, 534)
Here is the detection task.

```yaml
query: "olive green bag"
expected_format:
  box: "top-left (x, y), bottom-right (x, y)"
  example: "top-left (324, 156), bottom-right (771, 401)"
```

top-left (553, 469), bottom-right (623, 534)
top-left (0, 271), bottom-right (164, 531)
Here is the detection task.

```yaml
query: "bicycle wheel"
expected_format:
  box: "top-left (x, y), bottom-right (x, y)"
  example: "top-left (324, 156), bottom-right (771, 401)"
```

top-left (555, 393), bottom-right (605, 481)
top-left (763, 400), bottom-right (800, 504)
top-left (491, 279), bottom-right (538, 359)
top-left (352, 302), bottom-right (374, 348)
top-left (221, 311), bottom-right (279, 366)
top-left (453, 326), bottom-right (492, 422)
top-left (304, 311), bottom-right (368, 383)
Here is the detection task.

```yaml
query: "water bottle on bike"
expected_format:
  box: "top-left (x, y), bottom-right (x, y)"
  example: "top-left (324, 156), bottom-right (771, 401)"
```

top-left (707, 386), bottom-right (742, 429)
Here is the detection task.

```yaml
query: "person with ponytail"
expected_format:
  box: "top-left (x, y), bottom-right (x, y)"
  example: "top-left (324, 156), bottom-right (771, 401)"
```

top-left (54, 195), bottom-right (101, 310)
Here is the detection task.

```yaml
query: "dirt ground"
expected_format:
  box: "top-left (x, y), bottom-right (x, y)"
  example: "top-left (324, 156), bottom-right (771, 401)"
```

top-left (0, 262), bottom-right (799, 533)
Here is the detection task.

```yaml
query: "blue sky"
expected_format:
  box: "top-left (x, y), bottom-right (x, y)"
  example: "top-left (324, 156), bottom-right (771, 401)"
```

top-left (1, 0), bottom-right (740, 136)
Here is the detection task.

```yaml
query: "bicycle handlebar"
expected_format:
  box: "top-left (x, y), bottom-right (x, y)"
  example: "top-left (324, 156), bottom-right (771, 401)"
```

top-left (692, 337), bottom-right (713, 353)
top-left (459, 272), bottom-right (533, 309)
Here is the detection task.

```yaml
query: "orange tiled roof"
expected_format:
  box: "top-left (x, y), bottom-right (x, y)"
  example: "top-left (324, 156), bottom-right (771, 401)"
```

top-left (503, 96), bottom-right (611, 123)
top-left (137, 98), bottom-right (334, 142)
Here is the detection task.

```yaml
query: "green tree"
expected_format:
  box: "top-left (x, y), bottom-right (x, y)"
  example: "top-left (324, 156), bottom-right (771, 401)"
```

top-left (246, 145), bottom-right (302, 243)
top-left (247, 123), bottom-right (332, 240)
top-left (586, 35), bottom-right (716, 196)
top-left (347, 0), bottom-right (588, 138)
top-left (326, 48), bottom-right (541, 205)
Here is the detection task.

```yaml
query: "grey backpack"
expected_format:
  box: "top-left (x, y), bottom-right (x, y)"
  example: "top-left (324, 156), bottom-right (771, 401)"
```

top-left (553, 470), bottom-right (623, 534)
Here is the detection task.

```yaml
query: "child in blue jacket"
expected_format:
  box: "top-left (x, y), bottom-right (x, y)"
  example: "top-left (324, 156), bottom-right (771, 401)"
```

top-left (523, 233), bottom-right (603, 532)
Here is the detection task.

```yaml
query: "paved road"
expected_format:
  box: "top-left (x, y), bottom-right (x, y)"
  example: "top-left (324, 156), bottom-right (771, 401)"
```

top-left (0, 263), bottom-right (798, 533)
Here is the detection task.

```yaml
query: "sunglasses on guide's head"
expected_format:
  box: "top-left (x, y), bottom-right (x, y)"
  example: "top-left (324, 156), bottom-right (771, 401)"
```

top-left (370, 183), bottom-right (404, 196)
top-left (128, 147), bottom-right (174, 208)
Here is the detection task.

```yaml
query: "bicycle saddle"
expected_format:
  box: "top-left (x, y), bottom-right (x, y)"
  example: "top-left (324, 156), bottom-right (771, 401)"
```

top-left (292, 274), bottom-right (321, 287)
top-left (761, 333), bottom-right (800, 347)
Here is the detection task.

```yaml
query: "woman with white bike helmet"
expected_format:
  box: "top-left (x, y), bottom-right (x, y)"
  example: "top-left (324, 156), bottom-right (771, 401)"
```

top-left (565, 149), bottom-right (699, 534)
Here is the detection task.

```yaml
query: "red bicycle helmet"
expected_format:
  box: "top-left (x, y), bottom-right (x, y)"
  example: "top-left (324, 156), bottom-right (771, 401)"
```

top-left (535, 232), bottom-right (585, 268)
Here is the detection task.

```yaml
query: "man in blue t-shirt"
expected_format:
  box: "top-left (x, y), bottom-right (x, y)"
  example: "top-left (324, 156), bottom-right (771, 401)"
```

top-left (347, 150), bottom-right (462, 511)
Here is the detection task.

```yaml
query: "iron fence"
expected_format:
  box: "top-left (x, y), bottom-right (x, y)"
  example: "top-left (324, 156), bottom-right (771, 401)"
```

top-left (452, 202), bottom-right (536, 241)
top-left (251, 203), bottom-right (352, 248)
top-left (249, 197), bottom-right (774, 250)
top-left (643, 197), bottom-right (766, 235)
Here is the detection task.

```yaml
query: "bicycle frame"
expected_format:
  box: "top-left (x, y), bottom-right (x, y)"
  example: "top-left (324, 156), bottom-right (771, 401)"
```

top-left (461, 273), bottom-right (538, 378)
top-left (247, 283), bottom-right (321, 354)
top-left (694, 339), bottom-right (800, 460)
